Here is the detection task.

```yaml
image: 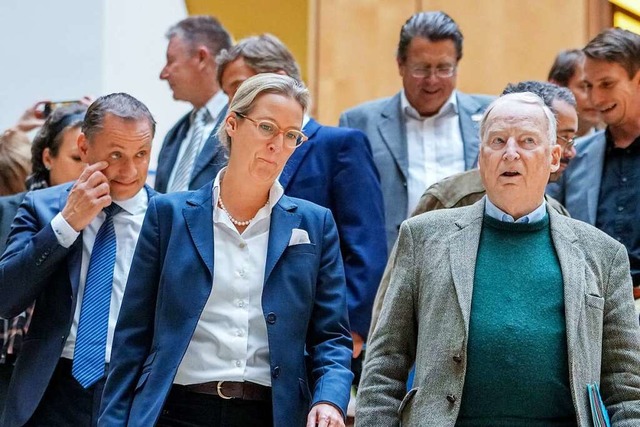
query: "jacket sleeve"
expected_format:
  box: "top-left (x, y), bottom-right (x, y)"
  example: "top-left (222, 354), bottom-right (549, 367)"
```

top-left (330, 129), bottom-right (387, 338)
top-left (357, 221), bottom-right (418, 427)
top-left (600, 244), bottom-right (640, 424)
top-left (307, 209), bottom-right (354, 419)
top-left (98, 198), bottom-right (162, 426)
top-left (0, 192), bottom-right (74, 318)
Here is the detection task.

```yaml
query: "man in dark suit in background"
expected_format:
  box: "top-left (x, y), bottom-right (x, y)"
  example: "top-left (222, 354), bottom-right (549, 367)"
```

top-left (155, 16), bottom-right (232, 193)
top-left (216, 34), bottom-right (387, 363)
top-left (339, 11), bottom-right (493, 251)
top-left (0, 93), bottom-right (156, 426)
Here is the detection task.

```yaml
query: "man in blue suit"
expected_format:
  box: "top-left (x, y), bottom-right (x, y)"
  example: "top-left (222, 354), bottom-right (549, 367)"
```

top-left (339, 11), bottom-right (493, 250)
top-left (155, 16), bottom-right (232, 193)
top-left (216, 35), bottom-right (387, 359)
top-left (0, 93), bottom-right (156, 427)
top-left (547, 28), bottom-right (640, 296)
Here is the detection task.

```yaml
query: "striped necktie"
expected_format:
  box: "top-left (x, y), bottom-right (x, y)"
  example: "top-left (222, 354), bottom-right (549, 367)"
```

top-left (72, 203), bottom-right (122, 388)
top-left (168, 108), bottom-right (210, 192)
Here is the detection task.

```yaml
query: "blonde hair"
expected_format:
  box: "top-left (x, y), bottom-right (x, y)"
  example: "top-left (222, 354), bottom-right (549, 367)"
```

top-left (0, 129), bottom-right (31, 195)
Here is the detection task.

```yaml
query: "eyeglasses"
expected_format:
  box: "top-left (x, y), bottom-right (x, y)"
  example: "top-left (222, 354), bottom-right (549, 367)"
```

top-left (557, 134), bottom-right (576, 148)
top-left (234, 112), bottom-right (307, 148)
top-left (408, 65), bottom-right (457, 79)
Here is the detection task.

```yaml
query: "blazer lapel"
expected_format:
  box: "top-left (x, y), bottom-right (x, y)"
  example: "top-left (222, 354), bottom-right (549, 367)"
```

top-left (448, 200), bottom-right (485, 333)
top-left (264, 196), bottom-right (301, 284)
top-left (378, 93), bottom-right (408, 180)
top-left (280, 119), bottom-right (319, 189)
top-left (457, 92), bottom-right (484, 169)
top-left (548, 210), bottom-right (585, 358)
top-left (183, 184), bottom-right (215, 280)
top-left (584, 132), bottom-right (606, 225)
top-left (191, 105), bottom-right (229, 183)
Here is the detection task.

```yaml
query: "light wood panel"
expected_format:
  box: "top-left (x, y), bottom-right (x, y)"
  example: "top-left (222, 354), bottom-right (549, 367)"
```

top-left (313, 0), bottom-right (416, 124)
top-left (314, 0), bottom-right (593, 124)
top-left (185, 0), bottom-right (309, 83)
top-left (420, 0), bottom-right (589, 98)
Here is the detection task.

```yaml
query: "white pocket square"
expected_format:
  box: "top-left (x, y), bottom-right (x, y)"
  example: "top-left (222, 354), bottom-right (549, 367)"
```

top-left (289, 228), bottom-right (311, 246)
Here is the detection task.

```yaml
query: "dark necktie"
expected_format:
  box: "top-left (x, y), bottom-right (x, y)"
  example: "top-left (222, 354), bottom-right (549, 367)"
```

top-left (72, 203), bottom-right (122, 388)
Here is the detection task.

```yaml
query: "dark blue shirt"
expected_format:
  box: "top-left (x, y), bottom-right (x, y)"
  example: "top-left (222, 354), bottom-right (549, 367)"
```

top-left (596, 130), bottom-right (640, 286)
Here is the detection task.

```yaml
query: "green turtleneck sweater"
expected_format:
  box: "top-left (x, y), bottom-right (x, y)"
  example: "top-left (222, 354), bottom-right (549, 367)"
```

top-left (456, 215), bottom-right (576, 426)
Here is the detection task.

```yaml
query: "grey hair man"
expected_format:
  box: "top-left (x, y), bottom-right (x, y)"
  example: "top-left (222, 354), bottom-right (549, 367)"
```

top-left (0, 93), bottom-right (157, 427)
top-left (155, 15), bottom-right (232, 193)
top-left (216, 34), bottom-right (388, 367)
top-left (339, 11), bottom-right (494, 252)
top-left (357, 92), bottom-right (640, 426)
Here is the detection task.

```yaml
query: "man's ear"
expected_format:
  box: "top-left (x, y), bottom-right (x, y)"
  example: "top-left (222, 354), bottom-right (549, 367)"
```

top-left (549, 144), bottom-right (562, 172)
top-left (78, 132), bottom-right (90, 163)
top-left (397, 57), bottom-right (405, 78)
top-left (197, 46), bottom-right (210, 69)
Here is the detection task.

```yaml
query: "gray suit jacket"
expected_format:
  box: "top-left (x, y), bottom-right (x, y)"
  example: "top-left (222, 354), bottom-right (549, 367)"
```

top-left (339, 91), bottom-right (493, 251)
top-left (357, 200), bottom-right (640, 426)
top-left (546, 129), bottom-right (606, 225)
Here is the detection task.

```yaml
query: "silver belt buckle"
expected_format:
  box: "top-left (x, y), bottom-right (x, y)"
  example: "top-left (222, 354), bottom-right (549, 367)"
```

top-left (216, 381), bottom-right (233, 399)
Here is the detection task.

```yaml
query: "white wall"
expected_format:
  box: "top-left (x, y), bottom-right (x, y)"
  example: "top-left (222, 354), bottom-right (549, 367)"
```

top-left (0, 0), bottom-right (191, 182)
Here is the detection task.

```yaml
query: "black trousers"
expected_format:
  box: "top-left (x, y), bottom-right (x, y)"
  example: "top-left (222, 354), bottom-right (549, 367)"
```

top-left (25, 358), bottom-right (105, 427)
top-left (157, 384), bottom-right (273, 427)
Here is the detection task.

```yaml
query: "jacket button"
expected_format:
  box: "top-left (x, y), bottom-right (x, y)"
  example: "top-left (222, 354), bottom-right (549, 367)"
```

top-left (266, 312), bottom-right (277, 324)
top-left (452, 354), bottom-right (462, 363)
top-left (272, 366), bottom-right (280, 378)
top-left (446, 394), bottom-right (457, 403)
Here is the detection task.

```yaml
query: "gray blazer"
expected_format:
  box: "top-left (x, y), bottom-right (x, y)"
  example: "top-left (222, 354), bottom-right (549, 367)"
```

top-left (339, 91), bottom-right (493, 251)
top-left (357, 200), bottom-right (640, 426)
top-left (546, 129), bottom-right (606, 225)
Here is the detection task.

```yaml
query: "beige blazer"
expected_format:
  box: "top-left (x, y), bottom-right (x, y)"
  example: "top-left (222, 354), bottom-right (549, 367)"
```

top-left (357, 200), bottom-right (640, 426)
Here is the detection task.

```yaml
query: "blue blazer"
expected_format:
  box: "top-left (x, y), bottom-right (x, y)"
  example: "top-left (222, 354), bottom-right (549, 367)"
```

top-left (154, 107), bottom-right (228, 193)
top-left (280, 118), bottom-right (387, 338)
top-left (339, 91), bottom-right (494, 250)
top-left (99, 184), bottom-right (353, 427)
top-left (546, 130), bottom-right (606, 225)
top-left (0, 184), bottom-right (155, 427)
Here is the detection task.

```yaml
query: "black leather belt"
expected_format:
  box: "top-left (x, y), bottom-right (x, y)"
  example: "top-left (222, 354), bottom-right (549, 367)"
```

top-left (185, 381), bottom-right (271, 401)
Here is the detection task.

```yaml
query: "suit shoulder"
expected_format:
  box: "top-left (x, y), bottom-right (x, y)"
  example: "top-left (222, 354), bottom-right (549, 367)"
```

top-left (575, 129), bottom-right (606, 151)
top-left (286, 196), bottom-right (331, 217)
top-left (553, 214), bottom-right (623, 251)
top-left (340, 95), bottom-right (395, 119)
top-left (313, 124), bottom-right (369, 146)
top-left (405, 204), bottom-right (477, 234)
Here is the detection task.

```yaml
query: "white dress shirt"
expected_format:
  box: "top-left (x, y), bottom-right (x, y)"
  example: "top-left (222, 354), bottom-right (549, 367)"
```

top-left (51, 187), bottom-right (149, 362)
top-left (166, 90), bottom-right (229, 191)
top-left (484, 196), bottom-right (547, 223)
top-left (174, 169), bottom-right (284, 387)
top-left (403, 90), bottom-right (465, 216)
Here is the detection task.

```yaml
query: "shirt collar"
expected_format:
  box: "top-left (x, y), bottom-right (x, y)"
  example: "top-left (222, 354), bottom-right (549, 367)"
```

top-left (401, 89), bottom-right (458, 120)
top-left (212, 167), bottom-right (284, 224)
top-left (484, 195), bottom-right (547, 224)
top-left (196, 91), bottom-right (229, 124)
top-left (112, 186), bottom-right (149, 216)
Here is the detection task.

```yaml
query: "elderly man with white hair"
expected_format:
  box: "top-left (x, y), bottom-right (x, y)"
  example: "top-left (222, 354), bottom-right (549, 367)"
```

top-left (357, 92), bottom-right (640, 426)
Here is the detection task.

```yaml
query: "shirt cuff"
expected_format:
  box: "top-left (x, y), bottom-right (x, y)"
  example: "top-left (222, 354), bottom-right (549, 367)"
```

top-left (51, 213), bottom-right (80, 248)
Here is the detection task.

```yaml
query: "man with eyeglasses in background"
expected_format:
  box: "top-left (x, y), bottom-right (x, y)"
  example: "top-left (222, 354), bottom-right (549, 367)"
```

top-left (339, 11), bottom-right (493, 251)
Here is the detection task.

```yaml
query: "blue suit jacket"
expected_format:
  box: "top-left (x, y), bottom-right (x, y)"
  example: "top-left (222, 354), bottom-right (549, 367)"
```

top-left (279, 118), bottom-right (387, 338)
top-left (339, 91), bottom-right (494, 250)
top-left (546, 130), bottom-right (606, 225)
top-left (154, 107), bottom-right (228, 193)
top-left (0, 184), bottom-right (155, 427)
top-left (98, 184), bottom-right (353, 427)
top-left (0, 185), bottom-right (76, 427)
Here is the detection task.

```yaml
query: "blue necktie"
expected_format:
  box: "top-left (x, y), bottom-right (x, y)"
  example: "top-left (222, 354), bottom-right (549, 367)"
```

top-left (72, 203), bottom-right (121, 388)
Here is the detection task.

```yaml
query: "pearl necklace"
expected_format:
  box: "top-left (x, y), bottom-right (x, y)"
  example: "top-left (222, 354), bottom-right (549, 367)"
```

top-left (217, 193), bottom-right (268, 227)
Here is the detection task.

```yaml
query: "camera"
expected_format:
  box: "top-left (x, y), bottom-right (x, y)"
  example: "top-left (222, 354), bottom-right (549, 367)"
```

top-left (36, 100), bottom-right (83, 119)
